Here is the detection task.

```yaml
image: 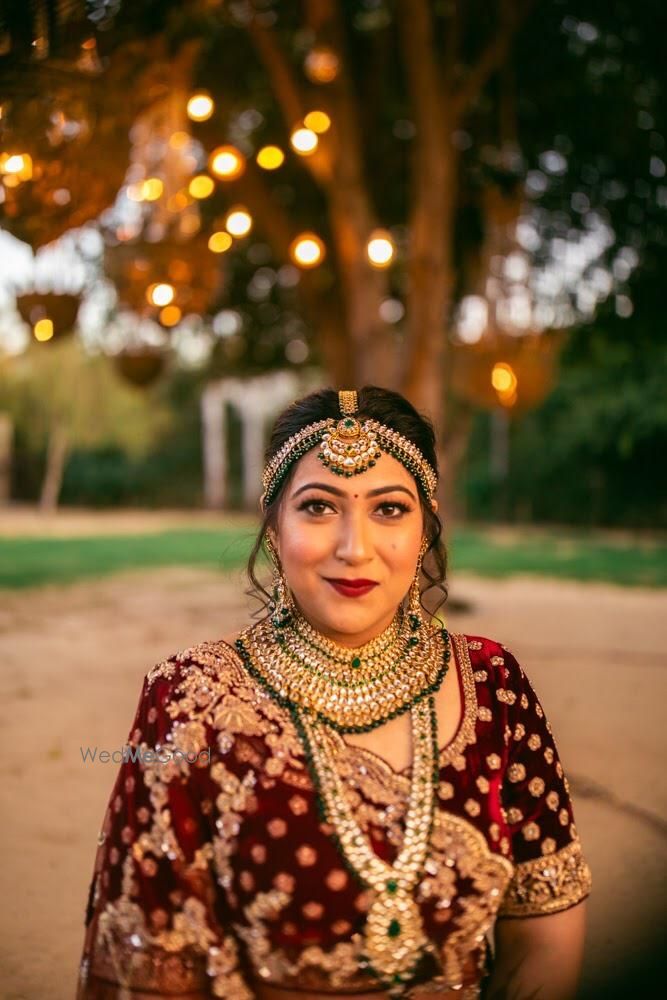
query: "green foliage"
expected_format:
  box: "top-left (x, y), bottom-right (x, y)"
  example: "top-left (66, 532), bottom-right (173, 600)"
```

top-left (0, 524), bottom-right (664, 591)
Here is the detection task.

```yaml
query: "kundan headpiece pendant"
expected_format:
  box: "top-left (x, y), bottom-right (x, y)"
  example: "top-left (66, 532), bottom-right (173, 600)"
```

top-left (318, 388), bottom-right (382, 477)
top-left (260, 388), bottom-right (438, 508)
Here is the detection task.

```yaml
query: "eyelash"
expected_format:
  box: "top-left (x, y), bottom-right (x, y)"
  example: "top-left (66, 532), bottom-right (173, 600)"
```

top-left (297, 499), bottom-right (412, 518)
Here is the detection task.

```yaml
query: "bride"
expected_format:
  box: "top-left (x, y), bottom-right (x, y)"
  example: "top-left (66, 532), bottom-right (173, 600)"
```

top-left (77, 386), bottom-right (591, 999)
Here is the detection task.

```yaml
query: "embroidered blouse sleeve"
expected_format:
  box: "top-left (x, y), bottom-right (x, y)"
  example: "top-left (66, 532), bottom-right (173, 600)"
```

top-left (76, 656), bottom-right (253, 999)
top-left (496, 648), bottom-right (592, 918)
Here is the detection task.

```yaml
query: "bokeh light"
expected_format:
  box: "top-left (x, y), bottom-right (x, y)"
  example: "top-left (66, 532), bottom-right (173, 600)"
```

top-left (147, 283), bottom-right (175, 307)
top-left (303, 111), bottom-right (331, 134)
top-left (367, 230), bottom-right (395, 268)
top-left (290, 233), bottom-right (325, 268)
top-left (33, 318), bottom-right (53, 342)
top-left (159, 305), bottom-right (182, 327)
top-left (290, 127), bottom-right (318, 155)
top-left (225, 207), bottom-right (253, 238)
top-left (304, 46), bottom-right (340, 84)
top-left (256, 145), bottom-right (285, 170)
top-left (188, 175), bottom-right (215, 199)
top-left (209, 146), bottom-right (246, 180)
top-left (186, 92), bottom-right (214, 122)
top-left (208, 231), bottom-right (233, 253)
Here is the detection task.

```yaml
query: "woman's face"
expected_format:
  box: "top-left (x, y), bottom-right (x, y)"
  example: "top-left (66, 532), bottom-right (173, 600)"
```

top-left (272, 447), bottom-right (434, 646)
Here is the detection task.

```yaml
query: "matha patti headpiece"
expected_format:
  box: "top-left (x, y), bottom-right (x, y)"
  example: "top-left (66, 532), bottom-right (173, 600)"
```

top-left (260, 389), bottom-right (438, 508)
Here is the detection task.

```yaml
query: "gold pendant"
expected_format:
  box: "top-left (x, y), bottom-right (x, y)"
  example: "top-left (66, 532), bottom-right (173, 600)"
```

top-left (364, 888), bottom-right (428, 985)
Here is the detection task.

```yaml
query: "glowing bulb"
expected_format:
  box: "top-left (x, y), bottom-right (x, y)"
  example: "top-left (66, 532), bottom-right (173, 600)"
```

top-left (225, 208), bottom-right (253, 238)
top-left (304, 110), bottom-right (331, 134)
top-left (1, 153), bottom-right (32, 180)
top-left (208, 231), bottom-right (233, 253)
top-left (367, 230), bottom-right (395, 268)
top-left (33, 318), bottom-right (54, 341)
top-left (304, 46), bottom-right (340, 84)
top-left (188, 174), bottom-right (215, 199)
top-left (256, 145), bottom-right (285, 170)
top-left (159, 305), bottom-right (182, 327)
top-left (290, 127), bottom-right (318, 155)
top-left (142, 177), bottom-right (163, 201)
top-left (186, 92), bottom-right (214, 122)
top-left (209, 146), bottom-right (246, 180)
top-left (290, 233), bottom-right (325, 268)
top-left (491, 362), bottom-right (517, 394)
top-left (4, 154), bottom-right (26, 174)
top-left (147, 283), bottom-right (175, 307)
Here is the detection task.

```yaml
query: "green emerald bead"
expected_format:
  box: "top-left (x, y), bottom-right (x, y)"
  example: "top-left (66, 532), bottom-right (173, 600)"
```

top-left (351, 656), bottom-right (362, 669)
top-left (386, 878), bottom-right (398, 894)
top-left (387, 919), bottom-right (401, 938)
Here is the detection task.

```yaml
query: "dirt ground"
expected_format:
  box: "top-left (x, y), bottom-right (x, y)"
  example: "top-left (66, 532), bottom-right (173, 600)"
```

top-left (0, 515), bottom-right (665, 998)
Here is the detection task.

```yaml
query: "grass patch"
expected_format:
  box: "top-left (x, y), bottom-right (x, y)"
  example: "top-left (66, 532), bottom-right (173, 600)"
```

top-left (0, 525), bottom-right (665, 590)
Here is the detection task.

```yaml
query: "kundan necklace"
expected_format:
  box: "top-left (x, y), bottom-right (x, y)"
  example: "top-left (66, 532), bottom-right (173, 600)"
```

top-left (235, 603), bottom-right (450, 734)
top-left (234, 606), bottom-right (451, 995)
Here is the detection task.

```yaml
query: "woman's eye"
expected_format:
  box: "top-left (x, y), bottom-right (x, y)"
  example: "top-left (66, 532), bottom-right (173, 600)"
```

top-left (299, 500), bottom-right (334, 515)
top-left (377, 502), bottom-right (410, 517)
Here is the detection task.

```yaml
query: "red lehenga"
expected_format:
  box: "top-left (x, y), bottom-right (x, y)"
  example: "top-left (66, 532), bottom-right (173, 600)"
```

top-left (76, 632), bottom-right (592, 999)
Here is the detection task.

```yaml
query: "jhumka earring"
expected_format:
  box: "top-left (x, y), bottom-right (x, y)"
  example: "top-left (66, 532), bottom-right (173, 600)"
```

top-left (265, 534), bottom-right (294, 628)
top-left (407, 537), bottom-right (429, 626)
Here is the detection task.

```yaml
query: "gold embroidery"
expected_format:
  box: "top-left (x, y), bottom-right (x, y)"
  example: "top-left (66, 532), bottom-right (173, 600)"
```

top-left (528, 777), bottom-right (545, 797)
top-left (522, 822), bottom-right (540, 841)
top-left (507, 763), bottom-right (526, 783)
top-left (499, 838), bottom-right (592, 917)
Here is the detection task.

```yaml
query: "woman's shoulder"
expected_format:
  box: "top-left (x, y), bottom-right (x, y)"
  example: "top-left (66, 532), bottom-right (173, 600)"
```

top-left (144, 630), bottom-right (247, 695)
top-left (455, 631), bottom-right (527, 687)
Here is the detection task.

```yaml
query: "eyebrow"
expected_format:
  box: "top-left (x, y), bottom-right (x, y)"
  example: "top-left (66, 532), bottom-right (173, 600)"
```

top-left (290, 481), bottom-right (417, 502)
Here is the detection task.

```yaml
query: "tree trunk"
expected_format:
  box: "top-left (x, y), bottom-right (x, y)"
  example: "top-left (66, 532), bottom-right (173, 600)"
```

top-left (0, 413), bottom-right (13, 505)
top-left (39, 423), bottom-right (69, 512)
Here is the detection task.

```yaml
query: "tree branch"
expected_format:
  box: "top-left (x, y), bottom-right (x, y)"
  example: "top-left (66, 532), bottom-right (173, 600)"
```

top-left (452, 0), bottom-right (534, 116)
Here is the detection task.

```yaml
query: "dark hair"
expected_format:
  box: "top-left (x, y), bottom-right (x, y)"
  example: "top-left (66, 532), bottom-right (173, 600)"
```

top-left (245, 385), bottom-right (448, 619)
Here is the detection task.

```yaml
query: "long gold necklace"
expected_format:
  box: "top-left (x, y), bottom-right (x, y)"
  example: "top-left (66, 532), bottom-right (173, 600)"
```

top-left (234, 608), bottom-right (450, 995)
top-left (296, 697), bottom-right (439, 995)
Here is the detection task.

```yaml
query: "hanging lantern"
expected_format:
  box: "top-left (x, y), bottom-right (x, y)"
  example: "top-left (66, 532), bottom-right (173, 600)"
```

top-left (15, 292), bottom-right (80, 341)
top-left (114, 347), bottom-right (167, 387)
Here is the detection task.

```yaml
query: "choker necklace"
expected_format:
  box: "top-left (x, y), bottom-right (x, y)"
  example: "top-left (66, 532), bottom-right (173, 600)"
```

top-left (234, 606), bottom-right (450, 995)
top-left (235, 605), bottom-right (450, 734)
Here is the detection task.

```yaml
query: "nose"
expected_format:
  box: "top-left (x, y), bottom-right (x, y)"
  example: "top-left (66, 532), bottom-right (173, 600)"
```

top-left (334, 511), bottom-right (373, 565)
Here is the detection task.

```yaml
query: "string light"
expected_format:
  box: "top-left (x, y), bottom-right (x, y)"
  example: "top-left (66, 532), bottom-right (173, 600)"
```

top-left (367, 229), bottom-right (395, 268)
top-left (208, 231), bottom-right (233, 253)
top-left (225, 207), bottom-right (253, 237)
top-left (189, 175), bottom-right (215, 199)
top-left (304, 46), bottom-right (340, 84)
top-left (491, 362), bottom-right (518, 406)
top-left (147, 283), bottom-right (175, 307)
top-left (209, 146), bottom-right (246, 180)
top-left (1, 153), bottom-right (32, 181)
top-left (159, 305), bottom-right (182, 327)
top-left (256, 145), bottom-right (285, 170)
top-left (290, 127), bottom-right (318, 155)
top-left (142, 178), bottom-right (163, 201)
top-left (290, 233), bottom-right (325, 268)
top-left (33, 318), bottom-right (54, 342)
top-left (304, 110), bottom-right (331, 134)
top-left (186, 92), bottom-right (214, 122)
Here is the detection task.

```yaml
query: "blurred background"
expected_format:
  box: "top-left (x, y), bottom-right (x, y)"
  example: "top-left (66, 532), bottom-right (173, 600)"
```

top-left (0, 1), bottom-right (665, 998)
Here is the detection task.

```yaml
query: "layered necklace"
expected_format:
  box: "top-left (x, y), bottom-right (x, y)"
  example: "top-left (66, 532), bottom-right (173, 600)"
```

top-left (235, 605), bottom-right (451, 995)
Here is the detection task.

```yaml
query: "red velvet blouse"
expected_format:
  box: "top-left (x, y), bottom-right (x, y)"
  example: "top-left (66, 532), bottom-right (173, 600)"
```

top-left (76, 631), bottom-right (591, 999)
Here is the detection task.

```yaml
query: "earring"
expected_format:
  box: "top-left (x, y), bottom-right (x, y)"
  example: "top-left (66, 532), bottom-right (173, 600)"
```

top-left (407, 538), bottom-right (429, 628)
top-left (265, 534), bottom-right (294, 630)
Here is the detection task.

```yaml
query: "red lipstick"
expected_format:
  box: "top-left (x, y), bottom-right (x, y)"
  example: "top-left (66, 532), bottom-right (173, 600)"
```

top-left (325, 578), bottom-right (378, 598)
